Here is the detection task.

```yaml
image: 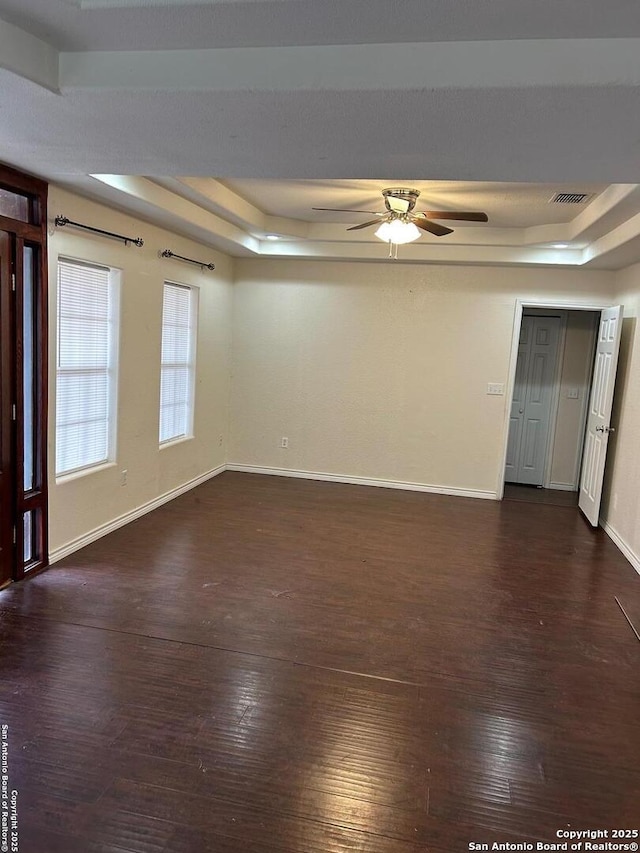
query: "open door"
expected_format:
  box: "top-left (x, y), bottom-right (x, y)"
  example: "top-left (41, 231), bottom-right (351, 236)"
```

top-left (579, 305), bottom-right (623, 526)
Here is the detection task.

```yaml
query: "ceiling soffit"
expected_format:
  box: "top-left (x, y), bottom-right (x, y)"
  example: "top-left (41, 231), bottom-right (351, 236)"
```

top-left (85, 176), bottom-right (640, 270)
top-left (3, 0), bottom-right (640, 51)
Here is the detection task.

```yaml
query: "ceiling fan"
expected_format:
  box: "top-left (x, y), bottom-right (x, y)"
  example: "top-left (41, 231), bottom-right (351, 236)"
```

top-left (313, 187), bottom-right (488, 253)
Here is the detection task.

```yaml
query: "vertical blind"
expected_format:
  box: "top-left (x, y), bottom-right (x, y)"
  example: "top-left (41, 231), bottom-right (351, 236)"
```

top-left (160, 283), bottom-right (195, 443)
top-left (56, 259), bottom-right (114, 475)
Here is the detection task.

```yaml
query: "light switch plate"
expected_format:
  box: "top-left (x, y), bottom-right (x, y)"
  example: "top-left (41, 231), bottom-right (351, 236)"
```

top-left (487, 383), bottom-right (505, 395)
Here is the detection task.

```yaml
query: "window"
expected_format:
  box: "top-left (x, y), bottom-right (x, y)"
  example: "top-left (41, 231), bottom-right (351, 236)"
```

top-left (159, 282), bottom-right (197, 444)
top-left (56, 258), bottom-right (119, 476)
top-left (0, 186), bottom-right (30, 222)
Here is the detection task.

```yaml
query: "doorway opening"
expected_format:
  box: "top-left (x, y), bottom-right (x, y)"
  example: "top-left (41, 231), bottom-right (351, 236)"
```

top-left (0, 164), bottom-right (49, 588)
top-left (500, 301), bottom-right (622, 527)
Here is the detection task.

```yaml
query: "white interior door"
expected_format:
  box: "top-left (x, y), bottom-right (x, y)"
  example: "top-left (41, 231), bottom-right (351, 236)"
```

top-left (579, 305), bottom-right (623, 526)
top-left (505, 315), bottom-right (561, 486)
top-left (504, 317), bottom-right (532, 482)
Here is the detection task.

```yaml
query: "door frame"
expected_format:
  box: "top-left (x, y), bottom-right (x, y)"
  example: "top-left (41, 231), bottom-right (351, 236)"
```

top-left (497, 299), bottom-right (613, 500)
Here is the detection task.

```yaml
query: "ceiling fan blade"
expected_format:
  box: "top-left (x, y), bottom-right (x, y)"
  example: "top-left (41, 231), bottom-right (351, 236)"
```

top-left (347, 218), bottom-right (383, 231)
top-left (312, 207), bottom-right (382, 214)
top-left (414, 218), bottom-right (454, 237)
top-left (421, 210), bottom-right (489, 222)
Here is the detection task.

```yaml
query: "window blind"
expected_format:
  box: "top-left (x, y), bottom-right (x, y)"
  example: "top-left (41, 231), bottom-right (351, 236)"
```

top-left (56, 259), bottom-right (114, 475)
top-left (160, 283), bottom-right (195, 443)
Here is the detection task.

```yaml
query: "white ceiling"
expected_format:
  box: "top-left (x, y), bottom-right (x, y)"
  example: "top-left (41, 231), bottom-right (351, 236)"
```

top-left (2, 1), bottom-right (640, 268)
top-left (222, 180), bottom-right (607, 228)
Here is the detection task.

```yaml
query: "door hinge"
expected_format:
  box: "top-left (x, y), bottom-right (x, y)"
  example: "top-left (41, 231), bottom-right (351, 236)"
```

top-left (11, 274), bottom-right (15, 292)
top-left (12, 527), bottom-right (16, 546)
top-left (11, 403), bottom-right (16, 421)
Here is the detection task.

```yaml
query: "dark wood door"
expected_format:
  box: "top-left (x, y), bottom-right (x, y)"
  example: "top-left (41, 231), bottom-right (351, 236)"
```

top-left (0, 164), bottom-right (49, 583)
top-left (0, 231), bottom-right (15, 587)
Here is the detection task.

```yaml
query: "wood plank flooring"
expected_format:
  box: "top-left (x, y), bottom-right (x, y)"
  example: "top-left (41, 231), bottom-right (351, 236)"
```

top-left (503, 484), bottom-right (579, 507)
top-left (1, 471), bottom-right (639, 852)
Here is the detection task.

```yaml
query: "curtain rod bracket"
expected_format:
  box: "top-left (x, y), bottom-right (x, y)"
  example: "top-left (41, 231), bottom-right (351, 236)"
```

top-left (54, 215), bottom-right (144, 247)
top-left (161, 249), bottom-right (215, 271)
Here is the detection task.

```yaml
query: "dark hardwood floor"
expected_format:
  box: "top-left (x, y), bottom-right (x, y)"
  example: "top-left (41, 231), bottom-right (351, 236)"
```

top-left (1, 471), bottom-right (639, 852)
top-left (503, 484), bottom-right (579, 507)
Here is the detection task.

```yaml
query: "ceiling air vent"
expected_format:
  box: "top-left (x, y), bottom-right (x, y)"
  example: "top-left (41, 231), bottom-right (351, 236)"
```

top-left (550, 192), bottom-right (591, 204)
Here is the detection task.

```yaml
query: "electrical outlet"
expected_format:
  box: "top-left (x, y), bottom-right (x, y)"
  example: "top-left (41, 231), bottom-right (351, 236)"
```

top-left (121, 469), bottom-right (128, 486)
top-left (487, 383), bottom-right (505, 396)
top-left (281, 437), bottom-right (289, 448)
top-left (567, 387), bottom-right (579, 399)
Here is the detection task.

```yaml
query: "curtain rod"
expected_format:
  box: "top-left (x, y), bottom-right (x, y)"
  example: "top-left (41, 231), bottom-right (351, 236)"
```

top-left (161, 249), bottom-right (215, 271)
top-left (54, 216), bottom-right (144, 247)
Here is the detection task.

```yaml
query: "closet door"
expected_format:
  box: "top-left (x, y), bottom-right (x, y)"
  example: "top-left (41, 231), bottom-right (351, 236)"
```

top-left (506, 316), bottom-right (561, 486)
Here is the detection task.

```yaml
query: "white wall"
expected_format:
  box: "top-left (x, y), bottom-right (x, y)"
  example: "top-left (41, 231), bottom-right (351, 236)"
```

top-left (48, 187), bottom-right (233, 557)
top-left (601, 263), bottom-right (640, 572)
top-left (230, 260), bottom-right (614, 497)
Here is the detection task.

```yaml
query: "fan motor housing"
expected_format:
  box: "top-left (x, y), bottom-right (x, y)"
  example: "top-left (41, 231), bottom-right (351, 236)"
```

top-left (382, 187), bottom-right (420, 213)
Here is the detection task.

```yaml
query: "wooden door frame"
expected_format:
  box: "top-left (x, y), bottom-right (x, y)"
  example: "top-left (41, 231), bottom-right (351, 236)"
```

top-left (0, 232), bottom-right (14, 589)
top-left (497, 299), bottom-right (613, 501)
top-left (0, 163), bottom-right (49, 581)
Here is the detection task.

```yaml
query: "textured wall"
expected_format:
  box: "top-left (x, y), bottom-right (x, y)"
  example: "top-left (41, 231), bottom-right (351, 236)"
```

top-left (231, 259), bottom-right (614, 496)
top-left (48, 187), bottom-right (233, 554)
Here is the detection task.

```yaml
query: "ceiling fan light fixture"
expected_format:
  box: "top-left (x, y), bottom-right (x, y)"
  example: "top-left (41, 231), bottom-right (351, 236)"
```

top-left (375, 219), bottom-right (421, 245)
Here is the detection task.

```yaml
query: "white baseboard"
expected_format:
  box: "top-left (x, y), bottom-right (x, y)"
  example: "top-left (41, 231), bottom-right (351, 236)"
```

top-left (602, 521), bottom-right (640, 577)
top-left (226, 463), bottom-right (498, 501)
top-left (547, 482), bottom-right (578, 492)
top-left (49, 464), bottom-right (226, 564)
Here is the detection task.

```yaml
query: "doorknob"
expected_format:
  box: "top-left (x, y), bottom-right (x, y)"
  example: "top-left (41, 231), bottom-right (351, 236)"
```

top-left (519, 408), bottom-right (524, 414)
